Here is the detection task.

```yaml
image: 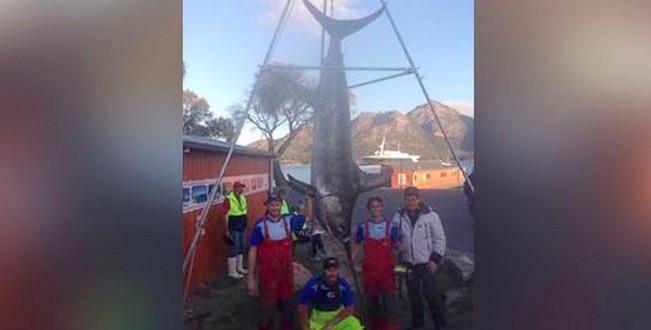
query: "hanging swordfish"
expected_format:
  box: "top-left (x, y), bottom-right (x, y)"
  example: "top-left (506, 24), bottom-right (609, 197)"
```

top-left (291, 0), bottom-right (391, 241)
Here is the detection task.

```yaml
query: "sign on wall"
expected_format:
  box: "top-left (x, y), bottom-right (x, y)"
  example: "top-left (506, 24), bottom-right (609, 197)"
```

top-left (182, 173), bottom-right (269, 214)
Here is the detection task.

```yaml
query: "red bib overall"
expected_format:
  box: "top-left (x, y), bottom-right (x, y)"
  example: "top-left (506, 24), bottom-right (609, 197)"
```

top-left (258, 218), bottom-right (294, 304)
top-left (363, 217), bottom-right (397, 300)
top-left (363, 218), bottom-right (398, 330)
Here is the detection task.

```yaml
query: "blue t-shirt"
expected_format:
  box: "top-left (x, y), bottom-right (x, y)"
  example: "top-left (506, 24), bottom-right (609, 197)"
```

top-left (249, 214), bottom-right (306, 246)
top-left (298, 276), bottom-right (355, 311)
top-left (355, 217), bottom-right (399, 245)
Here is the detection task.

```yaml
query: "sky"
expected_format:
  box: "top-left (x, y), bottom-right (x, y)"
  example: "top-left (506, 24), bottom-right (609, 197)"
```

top-left (183, 0), bottom-right (474, 145)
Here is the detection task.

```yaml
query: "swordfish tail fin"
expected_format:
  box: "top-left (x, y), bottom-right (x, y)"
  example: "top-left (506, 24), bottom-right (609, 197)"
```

top-left (302, 0), bottom-right (385, 40)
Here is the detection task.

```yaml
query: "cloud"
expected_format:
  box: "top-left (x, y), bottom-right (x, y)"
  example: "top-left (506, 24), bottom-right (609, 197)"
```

top-left (441, 101), bottom-right (474, 118)
top-left (257, 0), bottom-right (370, 35)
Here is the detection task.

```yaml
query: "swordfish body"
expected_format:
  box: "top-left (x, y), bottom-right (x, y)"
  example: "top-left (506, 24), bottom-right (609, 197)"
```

top-left (301, 0), bottom-right (389, 238)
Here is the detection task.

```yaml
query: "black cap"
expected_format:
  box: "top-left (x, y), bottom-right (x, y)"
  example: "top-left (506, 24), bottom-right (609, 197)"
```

top-left (323, 257), bottom-right (339, 269)
top-left (264, 194), bottom-right (281, 205)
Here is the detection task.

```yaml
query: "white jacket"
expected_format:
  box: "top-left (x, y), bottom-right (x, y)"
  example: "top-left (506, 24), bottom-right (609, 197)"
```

top-left (392, 204), bottom-right (446, 265)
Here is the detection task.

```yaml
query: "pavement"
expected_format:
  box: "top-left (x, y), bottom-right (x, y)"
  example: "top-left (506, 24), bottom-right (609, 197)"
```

top-left (353, 187), bottom-right (474, 253)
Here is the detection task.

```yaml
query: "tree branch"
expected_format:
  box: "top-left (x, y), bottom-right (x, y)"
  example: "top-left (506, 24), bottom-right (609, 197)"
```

top-left (275, 122), bottom-right (310, 156)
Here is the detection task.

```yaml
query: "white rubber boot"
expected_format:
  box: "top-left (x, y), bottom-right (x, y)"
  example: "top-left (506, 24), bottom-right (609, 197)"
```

top-left (227, 257), bottom-right (243, 279)
top-left (236, 254), bottom-right (248, 274)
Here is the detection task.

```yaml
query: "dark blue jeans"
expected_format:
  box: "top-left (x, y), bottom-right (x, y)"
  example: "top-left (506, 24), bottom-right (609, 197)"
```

top-left (227, 215), bottom-right (247, 257)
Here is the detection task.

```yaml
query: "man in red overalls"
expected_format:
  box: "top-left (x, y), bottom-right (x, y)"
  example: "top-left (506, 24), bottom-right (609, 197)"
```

top-left (351, 196), bottom-right (401, 330)
top-left (247, 195), bottom-right (306, 330)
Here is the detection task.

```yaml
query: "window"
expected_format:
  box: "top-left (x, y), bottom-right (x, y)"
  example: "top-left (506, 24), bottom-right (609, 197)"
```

top-left (192, 185), bottom-right (208, 204)
top-left (425, 173), bottom-right (431, 180)
top-left (252, 177), bottom-right (263, 190)
top-left (398, 173), bottom-right (407, 186)
top-left (413, 174), bottom-right (418, 181)
top-left (183, 187), bottom-right (190, 207)
top-left (440, 172), bottom-right (447, 178)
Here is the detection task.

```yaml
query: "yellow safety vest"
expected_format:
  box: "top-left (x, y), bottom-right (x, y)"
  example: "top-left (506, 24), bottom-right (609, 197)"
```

top-left (226, 191), bottom-right (247, 217)
top-left (280, 200), bottom-right (290, 216)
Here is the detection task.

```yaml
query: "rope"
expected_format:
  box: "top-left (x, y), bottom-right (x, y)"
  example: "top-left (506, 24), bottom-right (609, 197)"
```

top-left (182, 0), bottom-right (297, 303)
top-left (267, 0), bottom-right (296, 61)
top-left (377, 0), bottom-right (474, 193)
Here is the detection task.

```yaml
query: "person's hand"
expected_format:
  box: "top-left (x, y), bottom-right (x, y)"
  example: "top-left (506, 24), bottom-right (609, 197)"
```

top-left (247, 276), bottom-right (257, 296)
top-left (428, 261), bottom-right (438, 274)
top-left (223, 233), bottom-right (233, 244)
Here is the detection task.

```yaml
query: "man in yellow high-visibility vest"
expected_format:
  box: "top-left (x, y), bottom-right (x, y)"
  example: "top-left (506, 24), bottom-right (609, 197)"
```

top-left (223, 181), bottom-right (248, 279)
top-left (278, 190), bottom-right (292, 217)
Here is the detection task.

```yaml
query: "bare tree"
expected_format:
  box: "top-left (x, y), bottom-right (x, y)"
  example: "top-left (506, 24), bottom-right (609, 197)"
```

top-left (234, 63), bottom-right (315, 154)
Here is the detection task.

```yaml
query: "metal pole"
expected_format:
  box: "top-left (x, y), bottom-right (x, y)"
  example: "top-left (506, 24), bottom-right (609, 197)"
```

top-left (182, 138), bottom-right (240, 301)
top-left (182, 0), bottom-right (295, 302)
top-left (377, 0), bottom-right (474, 193)
top-left (347, 69), bottom-right (414, 89)
top-left (269, 157), bottom-right (274, 194)
top-left (398, 158), bottom-right (404, 301)
top-left (265, 65), bottom-right (412, 72)
top-left (320, 0), bottom-right (327, 63)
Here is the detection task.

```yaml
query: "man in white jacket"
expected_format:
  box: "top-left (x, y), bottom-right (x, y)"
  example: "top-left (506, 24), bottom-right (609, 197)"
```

top-left (393, 186), bottom-right (447, 329)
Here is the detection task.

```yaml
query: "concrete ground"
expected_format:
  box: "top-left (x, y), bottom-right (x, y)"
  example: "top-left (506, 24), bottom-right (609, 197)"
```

top-left (184, 188), bottom-right (474, 329)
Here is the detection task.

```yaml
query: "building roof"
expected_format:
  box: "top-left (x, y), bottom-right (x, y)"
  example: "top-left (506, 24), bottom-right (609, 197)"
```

top-left (383, 160), bottom-right (459, 172)
top-left (183, 135), bottom-right (274, 158)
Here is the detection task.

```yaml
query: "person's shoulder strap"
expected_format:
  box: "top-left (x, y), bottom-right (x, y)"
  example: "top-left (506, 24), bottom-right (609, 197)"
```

top-left (282, 216), bottom-right (290, 236)
top-left (384, 217), bottom-right (390, 236)
top-left (364, 218), bottom-right (370, 237)
top-left (262, 218), bottom-right (270, 239)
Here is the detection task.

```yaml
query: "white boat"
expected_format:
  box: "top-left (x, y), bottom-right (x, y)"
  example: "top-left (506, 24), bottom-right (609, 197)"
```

top-left (359, 136), bottom-right (420, 165)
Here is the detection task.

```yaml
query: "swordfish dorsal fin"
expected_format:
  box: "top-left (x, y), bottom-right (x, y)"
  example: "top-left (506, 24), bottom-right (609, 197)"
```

top-left (302, 0), bottom-right (385, 40)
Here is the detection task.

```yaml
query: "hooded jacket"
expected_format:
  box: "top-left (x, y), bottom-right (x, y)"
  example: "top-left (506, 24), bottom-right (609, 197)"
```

top-left (392, 203), bottom-right (446, 265)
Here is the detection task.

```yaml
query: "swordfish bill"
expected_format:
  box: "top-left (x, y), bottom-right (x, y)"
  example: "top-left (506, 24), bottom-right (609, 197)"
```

top-left (300, 0), bottom-right (390, 239)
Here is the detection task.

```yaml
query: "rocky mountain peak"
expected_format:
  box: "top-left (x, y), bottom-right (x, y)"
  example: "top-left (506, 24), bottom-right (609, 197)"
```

top-left (248, 102), bottom-right (474, 164)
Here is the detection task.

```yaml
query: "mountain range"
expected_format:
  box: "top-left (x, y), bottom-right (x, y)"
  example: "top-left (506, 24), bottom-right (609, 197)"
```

top-left (248, 101), bottom-right (474, 164)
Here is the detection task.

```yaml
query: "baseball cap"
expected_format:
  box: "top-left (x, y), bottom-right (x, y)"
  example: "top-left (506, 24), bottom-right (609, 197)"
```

top-left (323, 257), bottom-right (339, 269)
top-left (264, 194), bottom-right (281, 205)
top-left (233, 181), bottom-right (246, 188)
top-left (404, 186), bottom-right (419, 197)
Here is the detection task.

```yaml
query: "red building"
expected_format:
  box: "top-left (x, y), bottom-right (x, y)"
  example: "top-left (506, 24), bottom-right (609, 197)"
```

top-left (389, 161), bottom-right (465, 189)
top-left (183, 135), bottom-right (273, 295)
